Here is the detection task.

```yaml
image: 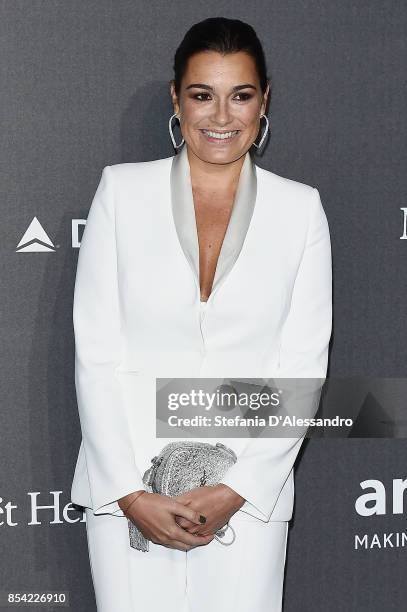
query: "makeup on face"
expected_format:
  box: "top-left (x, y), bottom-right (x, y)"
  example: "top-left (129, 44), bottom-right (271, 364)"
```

top-left (171, 51), bottom-right (268, 162)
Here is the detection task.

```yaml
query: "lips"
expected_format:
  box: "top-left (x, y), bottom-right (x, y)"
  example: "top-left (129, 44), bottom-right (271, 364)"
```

top-left (200, 129), bottom-right (240, 143)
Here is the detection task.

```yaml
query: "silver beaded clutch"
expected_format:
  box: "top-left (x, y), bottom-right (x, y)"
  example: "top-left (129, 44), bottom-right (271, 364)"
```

top-left (128, 441), bottom-right (238, 552)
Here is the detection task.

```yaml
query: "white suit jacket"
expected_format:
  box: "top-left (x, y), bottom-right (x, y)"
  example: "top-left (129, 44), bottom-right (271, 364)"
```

top-left (70, 144), bottom-right (332, 523)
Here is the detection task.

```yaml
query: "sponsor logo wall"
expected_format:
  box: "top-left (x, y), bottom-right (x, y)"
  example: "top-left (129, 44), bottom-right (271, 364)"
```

top-left (1, 2), bottom-right (406, 611)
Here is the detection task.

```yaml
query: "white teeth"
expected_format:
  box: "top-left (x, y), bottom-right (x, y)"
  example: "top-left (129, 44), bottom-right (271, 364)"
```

top-left (202, 130), bottom-right (238, 139)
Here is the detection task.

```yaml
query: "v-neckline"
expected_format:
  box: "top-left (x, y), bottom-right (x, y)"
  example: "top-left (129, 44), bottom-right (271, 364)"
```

top-left (170, 144), bottom-right (258, 307)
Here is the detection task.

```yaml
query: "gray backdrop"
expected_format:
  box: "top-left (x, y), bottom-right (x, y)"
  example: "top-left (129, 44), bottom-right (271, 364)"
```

top-left (1, 1), bottom-right (406, 610)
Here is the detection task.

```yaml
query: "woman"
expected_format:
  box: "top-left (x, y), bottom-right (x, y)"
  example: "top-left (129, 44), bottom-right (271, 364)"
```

top-left (71, 17), bottom-right (332, 612)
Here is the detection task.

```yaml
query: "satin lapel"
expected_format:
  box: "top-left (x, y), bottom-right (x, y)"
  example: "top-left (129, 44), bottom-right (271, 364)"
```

top-left (170, 146), bottom-right (200, 288)
top-left (212, 148), bottom-right (257, 292)
top-left (170, 144), bottom-right (257, 298)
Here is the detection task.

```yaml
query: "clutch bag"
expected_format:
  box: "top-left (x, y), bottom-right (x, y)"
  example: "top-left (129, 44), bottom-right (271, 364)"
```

top-left (127, 441), bottom-right (238, 552)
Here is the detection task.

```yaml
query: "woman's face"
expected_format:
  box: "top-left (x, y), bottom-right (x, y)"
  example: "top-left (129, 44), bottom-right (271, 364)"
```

top-left (170, 51), bottom-right (269, 165)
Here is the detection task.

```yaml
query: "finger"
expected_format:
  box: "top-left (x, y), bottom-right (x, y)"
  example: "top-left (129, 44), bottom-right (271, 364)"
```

top-left (186, 524), bottom-right (204, 534)
top-left (187, 525), bottom-right (213, 536)
top-left (161, 533), bottom-right (211, 552)
top-left (189, 532), bottom-right (214, 545)
top-left (171, 523), bottom-right (214, 547)
top-left (175, 516), bottom-right (196, 529)
top-left (163, 527), bottom-right (215, 550)
top-left (162, 540), bottom-right (192, 552)
top-left (170, 501), bottom-right (207, 526)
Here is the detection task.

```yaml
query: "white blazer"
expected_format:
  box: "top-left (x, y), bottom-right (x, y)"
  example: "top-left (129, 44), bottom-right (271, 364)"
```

top-left (70, 144), bottom-right (332, 524)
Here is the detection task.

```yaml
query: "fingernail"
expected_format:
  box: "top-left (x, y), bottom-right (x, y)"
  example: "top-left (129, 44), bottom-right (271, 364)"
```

top-left (199, 514), bottom-right (206, 524)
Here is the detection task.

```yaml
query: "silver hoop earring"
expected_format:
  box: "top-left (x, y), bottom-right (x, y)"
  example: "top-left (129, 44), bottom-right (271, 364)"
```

top-left (252, 114), bottom-right (269, 150)
top-left (169, 113), bottom-right (185, 149)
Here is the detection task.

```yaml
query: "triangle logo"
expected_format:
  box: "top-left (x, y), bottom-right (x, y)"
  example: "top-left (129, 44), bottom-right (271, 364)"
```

top-left (16, 217), bottom-right (56, 252)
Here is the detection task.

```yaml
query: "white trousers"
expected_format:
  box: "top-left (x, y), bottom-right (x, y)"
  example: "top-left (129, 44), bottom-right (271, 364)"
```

top-left (85, 508), bottom-right (289, 612)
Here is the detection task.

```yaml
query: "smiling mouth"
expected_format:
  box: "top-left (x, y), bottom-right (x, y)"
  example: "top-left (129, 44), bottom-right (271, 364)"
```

top-left (200, 129), bottom-right (240, 141)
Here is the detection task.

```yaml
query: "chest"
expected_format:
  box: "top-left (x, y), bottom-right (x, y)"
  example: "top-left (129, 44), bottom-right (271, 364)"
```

top-left (115, 184), bottom-right (304, 337)
top-left (193, 189), bottom-right (236, 300)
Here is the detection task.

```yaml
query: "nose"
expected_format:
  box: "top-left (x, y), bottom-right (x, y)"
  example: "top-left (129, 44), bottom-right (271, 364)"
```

top-left (210, 98), bottom-right (234, 126)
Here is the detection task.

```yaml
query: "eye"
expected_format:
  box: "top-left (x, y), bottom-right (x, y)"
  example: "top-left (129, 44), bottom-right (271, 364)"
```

top-left (234, 92), bottom-right (253, 101)
top-left (190, 91), bottom-right (253, 102)
top-left (192, 92), bottom-right (212, 101)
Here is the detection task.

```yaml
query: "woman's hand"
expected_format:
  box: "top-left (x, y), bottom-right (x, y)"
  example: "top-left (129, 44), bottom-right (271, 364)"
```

top-left (120, 491), bottom-right (214, 551)
top-left (173, 484), bottom-right (245, 536)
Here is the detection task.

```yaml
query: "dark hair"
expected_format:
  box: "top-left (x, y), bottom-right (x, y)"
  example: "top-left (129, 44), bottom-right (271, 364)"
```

top-left (172, 17), bottom-right (269, 97)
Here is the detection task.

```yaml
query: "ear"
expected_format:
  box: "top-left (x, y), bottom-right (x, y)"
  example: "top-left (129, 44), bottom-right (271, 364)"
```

top-left (260, 83), bottom-right (270, 115)
top-left (169, 80), bottom-right (180, 115)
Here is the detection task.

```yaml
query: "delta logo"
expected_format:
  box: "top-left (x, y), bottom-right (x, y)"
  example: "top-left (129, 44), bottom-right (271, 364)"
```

top-left (15, 217), bottom-right (86, 252)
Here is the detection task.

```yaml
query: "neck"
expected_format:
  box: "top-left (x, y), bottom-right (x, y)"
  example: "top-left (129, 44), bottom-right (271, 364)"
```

top-left (186, 146), bottom-right (246, 192)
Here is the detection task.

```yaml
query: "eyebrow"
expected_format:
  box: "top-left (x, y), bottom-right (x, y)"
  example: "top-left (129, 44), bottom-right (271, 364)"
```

top-left (185, 83), bottom-right (257, 92)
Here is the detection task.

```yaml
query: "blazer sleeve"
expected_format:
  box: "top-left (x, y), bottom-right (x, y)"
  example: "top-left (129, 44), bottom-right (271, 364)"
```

top-left (73, 165), bottom-right (146, 516)
top-left (218, 187), bottom-right (332, 521)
